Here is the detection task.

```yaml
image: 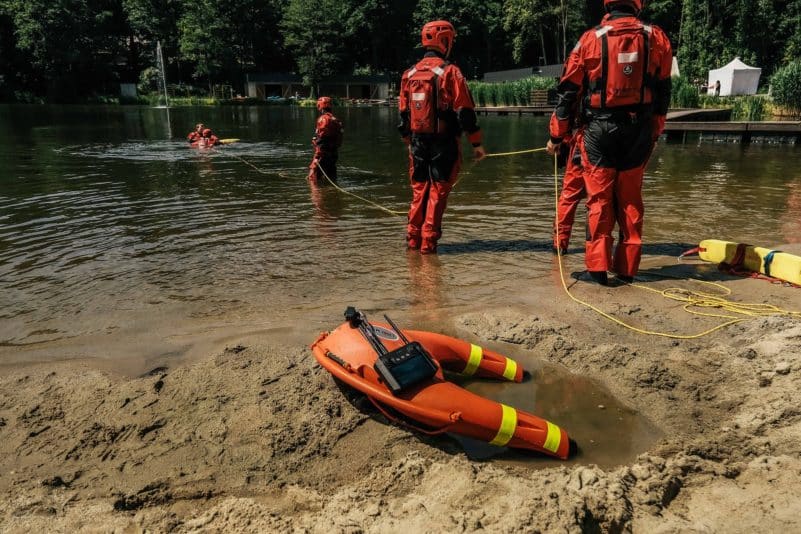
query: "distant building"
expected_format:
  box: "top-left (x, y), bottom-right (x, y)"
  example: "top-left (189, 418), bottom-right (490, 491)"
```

top-left (482, 64), bottom-right (563, 83)
top-left (246, 73), bottom-right (391, 100)
top-left (245, 73), bottom-right (303, 99)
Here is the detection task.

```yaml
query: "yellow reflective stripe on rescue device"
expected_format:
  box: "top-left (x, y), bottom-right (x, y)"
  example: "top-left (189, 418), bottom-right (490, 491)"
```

top-left (543, 421), bottom-right (562, 454)
top-left (502, 358), bottom-right (518, 381)
top-left (462, 344), bottom-right (482, 376)
top-left (489, 404), bottom-right (517, 446)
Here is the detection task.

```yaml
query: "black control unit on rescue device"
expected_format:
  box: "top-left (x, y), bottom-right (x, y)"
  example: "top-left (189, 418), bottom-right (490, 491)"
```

top-left (344, 306), bottom-right (438, 395)
top-left (374, 341), bottom-right (438, 394)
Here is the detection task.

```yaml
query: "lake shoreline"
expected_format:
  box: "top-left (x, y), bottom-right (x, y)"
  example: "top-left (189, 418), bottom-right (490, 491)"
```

top-left (2, 261), bottom-right (800, 531)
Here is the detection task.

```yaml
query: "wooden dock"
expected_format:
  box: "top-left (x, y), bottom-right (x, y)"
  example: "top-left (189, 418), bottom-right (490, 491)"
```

top-left (476, 106), bottom-right (733, 120)
top-left (475, 106), bottom-right (552, 116)
top-left (476, 105), bottom-right (800, 143)
top-left (664, 121), bottom-right (801, 143)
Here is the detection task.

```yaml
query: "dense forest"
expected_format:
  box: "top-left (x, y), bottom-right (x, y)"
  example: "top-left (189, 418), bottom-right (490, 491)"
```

top-left (0, 0), bottom-right (799, 102)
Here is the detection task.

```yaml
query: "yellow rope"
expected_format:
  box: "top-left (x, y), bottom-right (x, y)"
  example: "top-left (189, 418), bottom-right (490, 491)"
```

top-left (486, 147), bottom-right (548, 158)
top-left (314, 160), bottom-right (406, 217)
top-left (550, 152), bottom-right (801, 339)
top-left (454, 147), bottom-right (549, 190)
top-left (226, 152), bottom-right (272, 175)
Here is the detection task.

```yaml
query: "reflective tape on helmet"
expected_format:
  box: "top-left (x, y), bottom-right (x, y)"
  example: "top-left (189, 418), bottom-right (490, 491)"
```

top-left (502, 358), bottom-right (518, 381)
top-left (489, 404), bottom-right (517, 446)
top-left (543, 421), bottom-right (562, 454)
top-left (462, 344), bottom-right (482, 376)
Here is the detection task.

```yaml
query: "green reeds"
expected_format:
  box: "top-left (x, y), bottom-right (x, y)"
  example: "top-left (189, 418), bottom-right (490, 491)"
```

top-left (467, 76), bottom-right (557, 106)
top-left (731, 96), bottom-right (768, 121)
top-left (670, 76), bottom-right (699, 109)
top-left (697, 95), bottom-right (770, 121)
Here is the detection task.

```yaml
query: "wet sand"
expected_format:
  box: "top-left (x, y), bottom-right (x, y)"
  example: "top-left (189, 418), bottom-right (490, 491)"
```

top-left (2, 252), bottom-right (801, 532)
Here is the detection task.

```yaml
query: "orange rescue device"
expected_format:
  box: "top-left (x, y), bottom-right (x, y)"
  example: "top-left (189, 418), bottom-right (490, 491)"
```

top-left (310, 308), bottom-right (574, 459)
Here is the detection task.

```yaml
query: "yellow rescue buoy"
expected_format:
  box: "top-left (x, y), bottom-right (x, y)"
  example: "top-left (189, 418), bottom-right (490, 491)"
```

top-left (698, 239), bottom-right (801, 285)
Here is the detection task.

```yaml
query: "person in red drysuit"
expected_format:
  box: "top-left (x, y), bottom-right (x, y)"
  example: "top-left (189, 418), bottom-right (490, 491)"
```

top-left (187, 123), bottom-right (204, 144)
top-left (398, 20), bottom-right (486, 254)
top-left (308, 96), bottom-right (343, 184)
top-left (197, 128), bottom-right (220, 148)
top-left (554, 130), bottom-right (586, 254)
top-left (547, 0), bottom-right (672, 284)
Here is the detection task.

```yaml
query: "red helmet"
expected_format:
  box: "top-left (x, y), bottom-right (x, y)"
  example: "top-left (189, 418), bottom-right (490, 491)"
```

top-left (421, 20), bottom-right (455, 57)
top-left (316, 96), bottom-right (332, 112)
top-left (604, 0), bottom-right (643, 12)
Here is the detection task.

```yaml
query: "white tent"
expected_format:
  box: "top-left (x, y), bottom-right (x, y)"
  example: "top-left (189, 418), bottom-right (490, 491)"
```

top-left (671, 56), bottom-right (680, 78)
top-left (707, 57), bottom-right (761, 96)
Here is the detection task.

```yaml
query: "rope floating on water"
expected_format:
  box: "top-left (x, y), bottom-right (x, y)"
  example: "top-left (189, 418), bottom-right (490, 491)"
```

top-left (314, 160), bottom-right (406, 218)
top-left (485, 147), bottom-right (548, 158)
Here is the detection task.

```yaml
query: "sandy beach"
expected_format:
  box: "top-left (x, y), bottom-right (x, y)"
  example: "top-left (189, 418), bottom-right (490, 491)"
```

top-left (1, 249), bottom-right (800, 533)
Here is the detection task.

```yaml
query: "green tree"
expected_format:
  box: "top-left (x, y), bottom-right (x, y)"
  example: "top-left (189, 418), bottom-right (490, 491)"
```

top-left (678, 0), bottom-right (722, 81)
top-left (281, 0), bottom-right (349, 90)
top-left (502, 0), bottom-right (587, 67)
top-left (779, 0), bottom-right (801, 63)
top-left (178, 1), bottom-right (231, 90)
top-left (413, 0), bottom-right (508, 77)
top-left (643, 0), bottom-right (682, 44)
top-left (123, 0), bottom-right (184, 78)
top-left (340, 0), bottom-right (417, 74)
top-left (6, 0), bottom-right (129, 100)
top-left (123, 0), bottom-right (182, 46)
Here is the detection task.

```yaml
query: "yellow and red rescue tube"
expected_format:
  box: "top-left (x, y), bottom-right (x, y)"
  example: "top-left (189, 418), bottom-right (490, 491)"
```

top-left (311, 322), bottom-right (573, 459)
top-left (695, 239), bottom-right (801, 286)
top-left (189, 138), bottom-right (238, 148)
top-left (404, 329), bottom-right (523, 382)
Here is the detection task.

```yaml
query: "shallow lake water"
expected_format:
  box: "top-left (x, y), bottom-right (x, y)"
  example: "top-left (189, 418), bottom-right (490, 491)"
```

top-left (1, 104), bottom-right (799, 465)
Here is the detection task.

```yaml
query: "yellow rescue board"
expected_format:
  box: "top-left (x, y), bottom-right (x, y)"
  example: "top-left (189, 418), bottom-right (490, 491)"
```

top-left (698, 239), bottom-right (801, 285)
top-left (220, 138), bottom-right (240, 144)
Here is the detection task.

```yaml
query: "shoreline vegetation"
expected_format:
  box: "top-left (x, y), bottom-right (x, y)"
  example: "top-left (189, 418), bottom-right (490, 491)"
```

top-left (3, 93), bottom-right (798, 123)
top-left (6, 69), bottom-right (800, 122)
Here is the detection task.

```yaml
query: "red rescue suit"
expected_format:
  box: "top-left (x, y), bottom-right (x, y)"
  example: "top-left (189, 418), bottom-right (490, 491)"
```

top-left (398, 52), bottom-right (482, 253)
top-left (189, 128), bottom-right (220, 148)
top-left (550, 11), bottom-right (672, 278)
top-left (308, 111), bottom-right (343, 183)
top-left (198, 134), bottom-right (220, 148)
top-left (555, 131), bottom-right (586, 252)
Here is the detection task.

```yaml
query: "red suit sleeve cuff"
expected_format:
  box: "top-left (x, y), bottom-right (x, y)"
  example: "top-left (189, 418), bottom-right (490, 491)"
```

top-left (467, 129), bottom-right (482, 146)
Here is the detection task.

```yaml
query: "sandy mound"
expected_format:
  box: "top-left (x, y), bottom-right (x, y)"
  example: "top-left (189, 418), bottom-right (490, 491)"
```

top-left (2, 290), bottom-right (801, 532)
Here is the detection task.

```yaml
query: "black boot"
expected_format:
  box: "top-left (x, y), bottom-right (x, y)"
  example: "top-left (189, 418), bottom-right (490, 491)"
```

top-left (617, 275), bottom-right (634, 283)
top-left (588, 271), bottom-right (608, 286)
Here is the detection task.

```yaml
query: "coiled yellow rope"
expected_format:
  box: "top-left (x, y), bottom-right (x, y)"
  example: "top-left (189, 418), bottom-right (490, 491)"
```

top-left (551, 152), bottom-right (801, 338)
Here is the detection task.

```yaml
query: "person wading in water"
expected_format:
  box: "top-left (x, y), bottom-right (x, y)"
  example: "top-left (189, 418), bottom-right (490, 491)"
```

top-left (397, 20), bottom-right (486, 254)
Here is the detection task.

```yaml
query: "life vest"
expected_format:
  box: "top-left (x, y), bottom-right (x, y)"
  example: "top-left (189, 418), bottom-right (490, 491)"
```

top-left (587, 20), bottom-right (653, 110)
top-left (406, 60), bottom-right (448, 134)
top-left (328, 114), bottom-right (343, 148)
top-left (318, 113), bottom-right (343, 149)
